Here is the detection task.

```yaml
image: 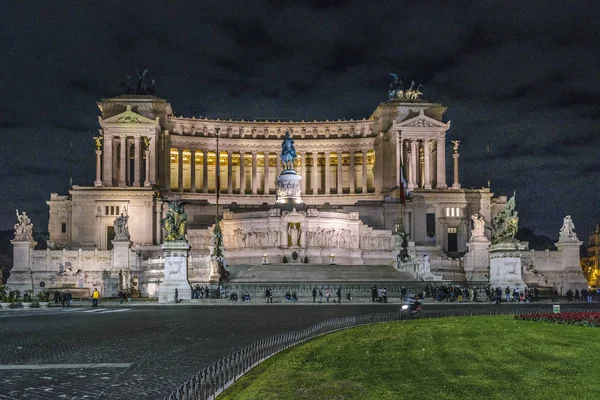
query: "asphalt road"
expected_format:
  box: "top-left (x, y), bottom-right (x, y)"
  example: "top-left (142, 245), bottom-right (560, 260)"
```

top-left (0, 302), bottom-right (596, 399)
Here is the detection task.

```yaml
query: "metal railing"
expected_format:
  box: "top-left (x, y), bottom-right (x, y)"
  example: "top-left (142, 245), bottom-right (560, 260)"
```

top-left (166, 306), bottom-right (598, 400)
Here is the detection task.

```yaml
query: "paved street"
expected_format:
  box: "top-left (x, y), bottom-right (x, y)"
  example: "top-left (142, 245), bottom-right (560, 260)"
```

top-left (0, 302), bottom-right (596, 399)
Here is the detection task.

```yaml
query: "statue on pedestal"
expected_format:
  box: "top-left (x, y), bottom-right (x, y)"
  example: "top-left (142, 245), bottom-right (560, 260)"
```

top-left (559, 215), bottom-right (577, 240)
top-left (161, 200), bottom-right (187, 241)
top-left (14, 210), bottom-right (33, 241)
top-left (280, 130), bottom-right (297, 170)
top-left (113, 210), bottom-right (130, 240)
top-left (492, 193), bottom-right (519, 244)
top-left (470, 214), bottom-right (486, 238)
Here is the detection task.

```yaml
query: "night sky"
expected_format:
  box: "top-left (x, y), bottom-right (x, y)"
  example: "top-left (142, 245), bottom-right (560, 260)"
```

top-left (0, 1), bottom-right (598, 241)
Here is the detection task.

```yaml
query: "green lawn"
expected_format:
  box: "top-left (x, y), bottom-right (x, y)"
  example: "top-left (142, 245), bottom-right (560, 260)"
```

top-left (219, 316), bottom-right (600, 400)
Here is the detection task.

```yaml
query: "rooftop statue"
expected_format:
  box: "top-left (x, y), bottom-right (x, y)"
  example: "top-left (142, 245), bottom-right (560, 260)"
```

top-left (280, 130), bottom-right (297, 170)
top-left (491, 192), bottom-right (519, 244)
top-left (161, 200), bottom-right (187, 241)
top-left (120, 69), bottom-right (156, 95)
top-left (388, 73), bottom-right (423, 101)
top-left (14, 210), bottom-right (34, 241)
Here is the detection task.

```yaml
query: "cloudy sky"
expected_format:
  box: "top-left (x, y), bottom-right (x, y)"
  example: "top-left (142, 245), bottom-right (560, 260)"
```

top-left (0, 0), bottom-right (598, 240)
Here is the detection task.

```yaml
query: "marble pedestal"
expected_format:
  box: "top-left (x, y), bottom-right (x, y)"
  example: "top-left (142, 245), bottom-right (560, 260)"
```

top-left (464, 237), bottom-right (491, 282)
top-left (7, 240), bottom-right (36, 293)
top-left (275, 170), bottom-right (302, 204)
top-left (489, 242), bottom-right (526, 289)
top-left (158, 240), bottom-right (191, 303)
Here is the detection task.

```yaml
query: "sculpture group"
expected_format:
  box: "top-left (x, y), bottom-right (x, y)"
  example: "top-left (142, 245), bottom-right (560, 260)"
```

top-left (161, 200), bottom-right (187, 241)
top-left (14, 210), bottom-right (33, 241)
top-left (492, 193), bottom-right (519, 244)
top-left (388, 73), bottom-right (423, 101)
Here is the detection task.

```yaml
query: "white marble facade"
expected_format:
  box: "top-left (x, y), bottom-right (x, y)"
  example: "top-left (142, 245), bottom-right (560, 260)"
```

top-left (7, 94), bottom-right (586, 297)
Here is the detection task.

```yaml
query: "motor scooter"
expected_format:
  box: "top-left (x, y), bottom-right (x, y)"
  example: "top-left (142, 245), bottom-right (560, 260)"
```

top-left (401, 296), bottom-right (422, 315)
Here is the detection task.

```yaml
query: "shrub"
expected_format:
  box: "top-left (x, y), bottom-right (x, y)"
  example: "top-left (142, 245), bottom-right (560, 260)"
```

top-left (515, 312), bottom-right (600, 327)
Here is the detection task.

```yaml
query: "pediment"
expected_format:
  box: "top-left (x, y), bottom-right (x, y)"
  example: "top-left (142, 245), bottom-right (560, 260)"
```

top-left (397, 112), bottom-right (448, 129)
top-left (102, 105), bottom-right (159, 125)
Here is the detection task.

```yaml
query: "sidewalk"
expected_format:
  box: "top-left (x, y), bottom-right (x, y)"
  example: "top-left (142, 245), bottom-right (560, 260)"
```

top-left (35, 297), bottom-right (587, 307)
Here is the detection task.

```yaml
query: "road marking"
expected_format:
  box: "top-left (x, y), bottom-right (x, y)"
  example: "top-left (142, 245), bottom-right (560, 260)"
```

top-left (81, 308), bottom-right (106, 313)
top-left (96, 308), bottom-right (131, 314)
top-left (0, 363), bottom-right (133, 370)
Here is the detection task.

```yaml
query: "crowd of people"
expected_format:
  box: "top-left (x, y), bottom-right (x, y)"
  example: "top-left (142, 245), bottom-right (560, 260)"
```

top-left (53, 290), bottom-right (73, 307)
top-left (192, 285), bottom-right (211, 299)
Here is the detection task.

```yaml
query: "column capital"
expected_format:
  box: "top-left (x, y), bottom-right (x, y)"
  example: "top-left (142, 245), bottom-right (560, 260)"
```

top-left (251, 150), bottom-right (257, 155)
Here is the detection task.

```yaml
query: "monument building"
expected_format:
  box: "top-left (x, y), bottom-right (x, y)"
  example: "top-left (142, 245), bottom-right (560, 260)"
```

top-left (7, 77), bottom-right (587, 299)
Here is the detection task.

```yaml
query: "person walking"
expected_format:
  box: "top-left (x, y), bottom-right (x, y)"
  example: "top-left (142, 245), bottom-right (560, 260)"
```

top-left (91, 288), bottom-right (100, 307)
top-left (312, 288), bottom-right (317, 303)
top-left (336, 288), bottom-right (342, 303)
top-left (325, 289), bottom-right (330, 303)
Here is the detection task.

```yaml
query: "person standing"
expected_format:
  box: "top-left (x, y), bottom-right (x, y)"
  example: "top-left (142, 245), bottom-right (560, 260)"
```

top-left (325, 289), bottom-right (330, 303)
top-left (91, 288), bottom-right (100, 307)
top-left (336, 288), bottom-right (342, 303)
top-left (312, 288), bottom-right (317, 303)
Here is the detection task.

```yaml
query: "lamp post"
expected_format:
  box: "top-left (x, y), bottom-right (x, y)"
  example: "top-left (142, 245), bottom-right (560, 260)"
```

top-left (215, 127), bottom-right (221, 221)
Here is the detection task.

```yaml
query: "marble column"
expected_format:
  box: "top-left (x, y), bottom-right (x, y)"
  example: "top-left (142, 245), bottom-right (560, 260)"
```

top-left (190, 149), bottom-right (196, 192)
top-left (227, 150), bottom-right (233, 194)
top-left (300, 151), bottom-right (306, 194)
top-left (215, 150), bottom-right (220, 194)
top-left (361, 150), bottom-right (368, 193)
top-left (133, 136), bottom-right (141, 186)
top-left (95, 149), bottom-right (102, 187)
top-left (436, 137), bottom-right (447, 189)
top-left (312, 152), bottom-right (318, 195)
top-left (102, 133), bottom-right (112, 186)
top-left (395, 132), bottom-right (401, 189)
top-left (452, 152), bottom-right (461, 189)
top-left (324, 151), bottom-right (331, 195)
top-left (336, 151), bottom-right (343, 194)
top-left (263, 151), bottom-right (270, 195)
top-left (155, 203), bottom-right (163, 245)
top-left (112, 139), bottom-right (118, 186)
top-left (349, 151), bottom-right (355, 194)
top-left (144, 149), bottom-right (151, 187)
top-left (126, 141), bottom-right (132, 186)
top-left (276, 155), bottom-right (281, 175)
top-left (119, 136), bottom-right (127, 187)
top-left (251, 151), bottom-right (258, 195)
top-left (423, 139), bottom-right (432, 189)
top-left (149, 134), bottom-right (157, 185)
top-left (202, 149), bottom-right (209, 193)
top-left (178, 148), bottom-right (184, 192)
top-left (409, 139), bottom-right (417, 190)
top-left (239, 151), bottom-right (246, 194)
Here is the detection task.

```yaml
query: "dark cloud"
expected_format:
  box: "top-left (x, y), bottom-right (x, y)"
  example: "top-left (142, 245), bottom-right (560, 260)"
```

top-left (0, 0), bottom-right (598, 240)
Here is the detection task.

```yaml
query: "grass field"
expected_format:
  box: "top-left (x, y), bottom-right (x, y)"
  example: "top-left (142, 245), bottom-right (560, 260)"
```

top-left (219, 316), bottom-right (600, 400)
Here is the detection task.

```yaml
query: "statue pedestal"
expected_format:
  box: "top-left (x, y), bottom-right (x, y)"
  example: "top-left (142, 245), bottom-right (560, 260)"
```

top-left (112, 239), bottom-right (131, 270)
top-left (554, 236), bottom-right (587, 292)
top-left (489, 242), bottom-right (526, 289)
top-left (275, 170), bottom-right (303, 204)
top-left (7, 240), bottom-right (37, 293)
top-left (464, 237), bottom-right (490, 282)
top-left (158, 241), bottom-right (191, 303)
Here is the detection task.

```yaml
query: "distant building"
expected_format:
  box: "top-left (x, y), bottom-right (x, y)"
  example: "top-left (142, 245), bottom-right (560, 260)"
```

top-left (581, 224), bottom-right (600, 287)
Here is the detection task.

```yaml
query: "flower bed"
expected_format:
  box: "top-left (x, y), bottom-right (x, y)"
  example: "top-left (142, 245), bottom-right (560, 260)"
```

top-left (515, 312), bottom-right (600, 327)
